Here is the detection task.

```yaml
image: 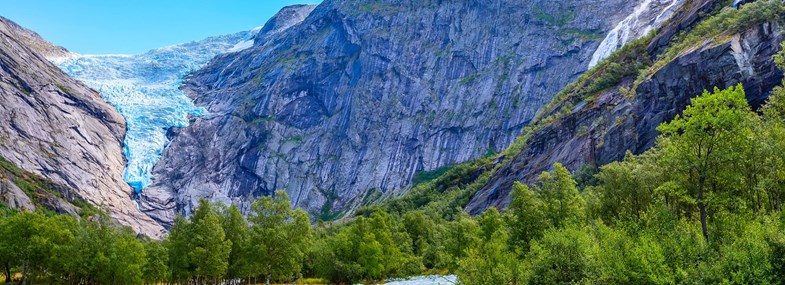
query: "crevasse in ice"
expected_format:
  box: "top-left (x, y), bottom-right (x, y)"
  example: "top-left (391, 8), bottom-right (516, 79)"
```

top-left (51, 28), bottom-right (261, 192)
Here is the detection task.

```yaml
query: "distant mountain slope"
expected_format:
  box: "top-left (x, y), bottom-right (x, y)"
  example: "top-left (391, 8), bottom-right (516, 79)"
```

top-left (0, 17), bottom-right (163, 236)
top-left (466, 0), bottom-right (785, 213)
top-left (144, 0), bottom-right (684, 224)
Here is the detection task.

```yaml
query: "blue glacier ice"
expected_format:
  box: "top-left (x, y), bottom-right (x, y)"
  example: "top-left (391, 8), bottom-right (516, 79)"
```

top-left (51, 28), bottom-right (261, 192)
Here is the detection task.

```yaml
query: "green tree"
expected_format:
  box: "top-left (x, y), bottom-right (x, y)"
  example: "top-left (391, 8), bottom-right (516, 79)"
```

top-left (221, 204), bottom-right (250, 280)
top-left (190, 199), bottom-right (232, 284)
top-left (248, 190), bottom-right (310, 285)
top-left (506, 182), bottom-right (547, 254)
top-left (3, 212), bottom-right (49, 284)
top-left (143, 241), bottom-right (169, 285)
top-left (588, 151), bottom-right (662, 222)
top-left (595, 223), bottom-right (672, 284)
top-left (526, 226), bottom-right (599, 285)
top-left (537, 163), bottom-right (586, 227)
top-left (108, 228), bottom-right (147, 285)
top-left (702, 218), bottom-right (775, 284)
top-left (66, 215), bottom-right (144, 285)
top-left (167, 215), bottom-right (194, 283)
top-left (443, 211), bottom-right (481, 271)
top-left (657, 84), bottom-right (756, 240)
top-left (401, 210), bottom-right (447, 269)
top-left (41, 214), bottom-right (78, 282)
top-left (402, 210), bottom-right (434, 257)
top-left (313, 208), bottom-right (411, 284)
top-left (357, 233), bottom-right (385, 280)
top-left (314, 229), bottom-right (362, 283)
top-left (759, 42), bottom-right (785, 211)
top-left (0, 213), bottom-right (10, 283)
top-left (457, 208), bottom-right (522, 285)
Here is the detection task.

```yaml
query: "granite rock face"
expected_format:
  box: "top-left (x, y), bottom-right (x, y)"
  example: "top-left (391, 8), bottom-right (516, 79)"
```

top-left (0, 179), bottom-right (35, 212)
top-left (145, 0), bottom-right (656, 225)
top-left (254, 4), bottom-right (317, 45)
top-left (0, 17), bottom-right (164, 237)
top-left (466, 19), bottom-right (785, 214)
top-left (0, 16), bottom-right (71, 58)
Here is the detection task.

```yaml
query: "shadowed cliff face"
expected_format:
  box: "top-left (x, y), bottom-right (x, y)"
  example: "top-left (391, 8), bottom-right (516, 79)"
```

top-left (142, 0), bottom-right (654, 225)
top-left (466, 20), bottom-right (785, 214)
top-left (0, 17), bottom-right (164, 237)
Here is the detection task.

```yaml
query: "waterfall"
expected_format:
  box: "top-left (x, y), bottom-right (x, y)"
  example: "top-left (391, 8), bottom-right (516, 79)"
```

top-left (589, 0), bottom-right (685, 68)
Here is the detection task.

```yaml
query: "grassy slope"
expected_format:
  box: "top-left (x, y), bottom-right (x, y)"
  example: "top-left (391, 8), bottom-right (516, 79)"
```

top-left (0, 156), bottom-right (90, 215)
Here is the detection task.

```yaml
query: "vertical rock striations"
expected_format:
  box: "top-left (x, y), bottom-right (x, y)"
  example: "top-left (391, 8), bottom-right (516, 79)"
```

top-left (0, 17), bottom-right (164, 237)
top-left (466, 16), bottom-right (784, 214)
top-left (145, 0), bottom-right (656, 225)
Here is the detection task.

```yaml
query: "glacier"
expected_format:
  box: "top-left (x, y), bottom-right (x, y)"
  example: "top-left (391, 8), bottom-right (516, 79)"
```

top-left (589, 0), bottom-right (684, 68)
top-left (51, 28), bottom-right (261, 192)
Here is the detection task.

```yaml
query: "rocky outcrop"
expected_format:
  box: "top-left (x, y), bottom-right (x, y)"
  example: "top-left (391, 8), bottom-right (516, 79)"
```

top-left (0, 179), bottom-right (35, 212)
top-left (466, 20), bottom-right (784, 213)
top-left (646, 0), bottom-right (724, 55)
top-left (0, 16), bottom-right (71, 58)
top-left (254, 4), bottom-right (317, 45)
top-left (0, 17), bottom-right (163, 237)
top-left (0, 156), bottom-right (85, 217)
top-left (145, 0), bottom-right (658, 225)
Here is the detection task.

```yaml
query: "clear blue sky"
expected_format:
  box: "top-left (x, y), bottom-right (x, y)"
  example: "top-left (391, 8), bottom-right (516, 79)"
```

top-left (1, 0), bottom-right (322, 54)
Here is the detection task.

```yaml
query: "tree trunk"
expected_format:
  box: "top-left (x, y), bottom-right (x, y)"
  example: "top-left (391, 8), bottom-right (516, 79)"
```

top-left (20, 262), bottom-right (27, 285)
top-left (698, 182), bottom-right (709, 240)
top-left (4, 262), bottom-right (10, 283)
top-left (266, 265), bottom-right (271, 285)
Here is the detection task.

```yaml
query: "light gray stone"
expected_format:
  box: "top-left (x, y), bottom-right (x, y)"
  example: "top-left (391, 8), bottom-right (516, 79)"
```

top-left (143, 0), bottom-right (654, 225)
top-left (0, 17), bottom-right (164, 237)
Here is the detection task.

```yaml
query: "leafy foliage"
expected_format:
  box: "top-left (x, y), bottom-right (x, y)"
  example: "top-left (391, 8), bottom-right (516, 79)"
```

top-left (247, 190), bottom-right (311, 284)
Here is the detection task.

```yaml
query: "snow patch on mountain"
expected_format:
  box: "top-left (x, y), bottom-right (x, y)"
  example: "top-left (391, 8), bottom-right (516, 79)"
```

top-left (51, 29), bottom-right (259, 192)
top-left (229, 25), bottom-right (264, 52)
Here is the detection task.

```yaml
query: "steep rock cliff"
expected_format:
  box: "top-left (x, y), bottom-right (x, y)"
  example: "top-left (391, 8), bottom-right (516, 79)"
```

top-left (0, 17), bottom-right (163, 236)
top-left (145, 0), bottom-right (672, 224)
top-left (466, 3), bottom-right (785, 213)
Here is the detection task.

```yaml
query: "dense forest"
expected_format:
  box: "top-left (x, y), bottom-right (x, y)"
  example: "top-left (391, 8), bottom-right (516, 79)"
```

top-left (3, 2), bottom-right (785, 285)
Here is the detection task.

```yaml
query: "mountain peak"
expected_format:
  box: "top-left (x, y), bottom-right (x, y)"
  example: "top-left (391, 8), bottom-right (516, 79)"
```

top-left (254, 4), bottom-right (318, 45)
top-left (0, 16), bottom-right (72, 58)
